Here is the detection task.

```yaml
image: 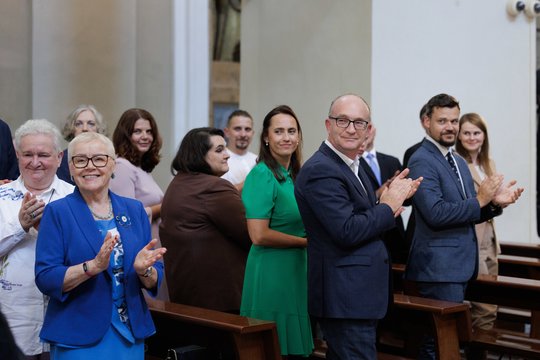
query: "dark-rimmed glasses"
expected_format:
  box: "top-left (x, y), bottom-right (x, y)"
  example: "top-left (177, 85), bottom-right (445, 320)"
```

top-left (329, 116), bottom-right (369, 130)
top-left (71, 154), bottom-right (111, 168)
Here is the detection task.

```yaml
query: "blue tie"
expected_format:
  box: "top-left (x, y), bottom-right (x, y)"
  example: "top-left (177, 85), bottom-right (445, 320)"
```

top-left (446, 152), bottom-right (460, 182)
top-left (366, 153), bottom-right (381, 186)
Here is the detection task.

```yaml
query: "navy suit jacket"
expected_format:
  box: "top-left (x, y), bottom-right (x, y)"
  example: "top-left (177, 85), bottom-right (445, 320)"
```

top-left (0, 119), bottom-right (19, 180)
top-left (56, 148), bottom-right (75, 185)
top-left (295, 142), bottom-right (396, 320)
top-left (35, 188), bottom-right (163, 346)
top-left (405, 139), bottom-right (500, 283)
top-left (360, 152), bottom-right (401, 190)
top-left (360, 152), bottom-right (408, 263)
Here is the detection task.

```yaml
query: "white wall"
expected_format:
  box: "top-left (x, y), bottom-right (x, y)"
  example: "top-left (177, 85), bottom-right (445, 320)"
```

top-left (0, 0), bottom-right (32, 127)
top-left (241, 0), bottom-right (372, 156)
top-left (242, 0), bottom-right (538, 243)
top-left (28, 0), bottom-right (209, 190)
top-left (32, 0), bottom-right (137, 132)
top-left (371, 0), bottom-right (536, 244)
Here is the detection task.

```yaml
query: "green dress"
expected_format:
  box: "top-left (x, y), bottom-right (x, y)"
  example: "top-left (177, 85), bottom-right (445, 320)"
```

top-left (240, 162), bottom-right (313, 356)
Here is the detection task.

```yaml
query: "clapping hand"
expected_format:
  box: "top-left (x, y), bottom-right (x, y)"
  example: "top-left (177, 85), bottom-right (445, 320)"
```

top-left (380, 168), bottom-right (423, 217)
top-left (93, 232), bottom-right (118, 273)
top-left (493, 179), bottom-right (524, 207)
top-left (134, 238), bottom-right (167, 276)
top-left (18, 192), bottom-right (45, 232)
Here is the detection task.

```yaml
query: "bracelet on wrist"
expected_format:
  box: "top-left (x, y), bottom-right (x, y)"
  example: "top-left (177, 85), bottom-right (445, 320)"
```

top-left (139, 266), bottom-right (153, 278)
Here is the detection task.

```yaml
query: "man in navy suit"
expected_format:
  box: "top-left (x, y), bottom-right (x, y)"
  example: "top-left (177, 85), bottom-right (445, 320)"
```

top-left (402, 104), bottom-right (429, 246)
top-left (295, 94), bottom-right (422, 360)
top-left (405, 93), bottom-right (523, 359)
top-left (359, 125), bottom-right (408, 263)
top-left (0, 119), bottom-right (19, 182)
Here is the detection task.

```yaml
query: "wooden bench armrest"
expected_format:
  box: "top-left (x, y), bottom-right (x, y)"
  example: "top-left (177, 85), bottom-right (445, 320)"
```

top-left (500, 241), bottom-right (540, 258)
top-left (472, 328), bottom-right (540, 358)
top-left (393, 293), bottom-right (469, 315)
top-left (147, 298), bottom-right (276, 335)
top-left (498, 254), bottom-right (540, 268)
top-left (146, 298), bottom-right (281, 360)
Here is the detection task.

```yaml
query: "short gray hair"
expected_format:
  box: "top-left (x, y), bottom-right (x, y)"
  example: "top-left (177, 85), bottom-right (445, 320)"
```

top-left (68, 132), bottom-right (116, 161)
top-left (62, 104), bottom-right (106, 141)
top-left (14, 119), bottom-right (62, 153)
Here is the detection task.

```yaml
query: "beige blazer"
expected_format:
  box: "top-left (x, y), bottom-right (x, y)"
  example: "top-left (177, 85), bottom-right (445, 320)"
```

top-left (468, 160), bottom-right (500, 254)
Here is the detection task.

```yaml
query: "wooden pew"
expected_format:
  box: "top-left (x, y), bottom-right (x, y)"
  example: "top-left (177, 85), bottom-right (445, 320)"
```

top-left (311, 293), bottom-right (470, 360)
top-left (498, 254), bottom-right (540, 280)
top-left (497, 254), bottom-right (540, 336)
top-left (144, 298), bottom-right (281, 360)
top-left (500, 241), bottom-right (540, 259)
top-left (466, 274), bottom-right (540, 340)
top-left (392, 264), bottom-right (540, 358)
top-left (388, 293), bottom-right (471, 360)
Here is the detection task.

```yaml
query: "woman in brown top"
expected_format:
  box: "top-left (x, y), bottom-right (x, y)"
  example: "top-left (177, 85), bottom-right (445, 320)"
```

top-left (159, 127), bottom-right (251, 312)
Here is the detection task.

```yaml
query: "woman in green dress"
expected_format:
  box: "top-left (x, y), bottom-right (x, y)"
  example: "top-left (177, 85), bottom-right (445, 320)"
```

top-left (240, 105), bottom-right (313, 358)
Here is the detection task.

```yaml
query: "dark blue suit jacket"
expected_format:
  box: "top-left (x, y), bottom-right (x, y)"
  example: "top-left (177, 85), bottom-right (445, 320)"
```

top-left (295, 142), bottom-right (396, 320)
top-left (56, 148), bottom-right (74, 185)
top-left (35, 189), bottom-right (163, 346)
top-left (405, 139), bottom-right (500, 283)
top-left (0, 119), bottom-right (19, 180)
top-left (360, 152), bottom-right (408, 263)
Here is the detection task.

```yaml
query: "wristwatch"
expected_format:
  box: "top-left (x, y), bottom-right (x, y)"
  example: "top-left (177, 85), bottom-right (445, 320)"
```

top-left (82, 262), bottom-right (93, 277)
top-left (141, 266), bottom-right (153, 278)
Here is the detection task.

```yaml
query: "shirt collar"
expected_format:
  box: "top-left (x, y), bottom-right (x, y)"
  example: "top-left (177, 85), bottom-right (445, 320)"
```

top-left (325, 139), bottom-right (358, 168)
top-left (20, 175), bottom-right (62, 198)
top-left (361, 149), bottom-right (377, 160)
top-left (426, 135), bottom-right (453, 157)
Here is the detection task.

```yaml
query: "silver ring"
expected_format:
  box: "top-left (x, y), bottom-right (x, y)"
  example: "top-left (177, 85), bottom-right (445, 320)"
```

top-left (30, 212), bottom-right (35, 219)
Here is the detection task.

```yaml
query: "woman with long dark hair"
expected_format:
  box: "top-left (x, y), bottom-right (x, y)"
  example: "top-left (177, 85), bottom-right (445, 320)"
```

top-left (240, 105), bottom-right (313, 358)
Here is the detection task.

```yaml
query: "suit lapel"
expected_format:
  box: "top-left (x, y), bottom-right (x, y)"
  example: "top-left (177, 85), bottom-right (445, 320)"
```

top-left (319, 143), bottom-right (373, 203)
top-left (111, 193), bottom-right (137, 275)
top-left (357, 164), bottom-right (377, 204)
top-left (468, 163), bottom-right (482, 188)
top-left (455, 155), bottom-right (472, 198)
top-left (359, 157), bottom-right (378, 190)
top-left (66, 188), bottom-right (103, 256)
top-left (377, 153), bottom-right (392, 182)
top-left (423, 141), bottom-right (466, 199)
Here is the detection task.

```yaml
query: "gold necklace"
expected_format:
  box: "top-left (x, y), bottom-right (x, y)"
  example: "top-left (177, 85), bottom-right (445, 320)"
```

top-left (89, 198), bottom-right (113, 220)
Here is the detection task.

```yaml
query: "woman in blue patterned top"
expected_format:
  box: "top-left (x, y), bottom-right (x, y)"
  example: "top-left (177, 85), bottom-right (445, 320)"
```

top-left (35, 132), bottom-right (166, 360)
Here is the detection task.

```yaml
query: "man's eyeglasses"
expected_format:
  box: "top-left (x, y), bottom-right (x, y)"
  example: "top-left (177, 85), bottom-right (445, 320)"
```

top-left (329, 116), bottom-right (369, 130)
top-left (71, 155), bottom-right (111, 168)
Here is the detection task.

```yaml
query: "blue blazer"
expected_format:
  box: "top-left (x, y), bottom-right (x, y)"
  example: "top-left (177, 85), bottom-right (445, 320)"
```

top-left (295, 142), bottom-right (396, 319)
top-left (35, 188), bottom-right (163, 346)
top-left (405, 139), bottom-right (500, 283)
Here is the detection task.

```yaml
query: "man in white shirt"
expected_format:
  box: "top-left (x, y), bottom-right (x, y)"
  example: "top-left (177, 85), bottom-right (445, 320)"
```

top-left (221, 110), bottom-right (257, 191)
top-left (0, 119), bottom-right (74, 359)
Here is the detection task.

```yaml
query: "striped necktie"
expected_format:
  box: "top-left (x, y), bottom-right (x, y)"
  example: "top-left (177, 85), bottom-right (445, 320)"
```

top-left (446, 151), bottom-right (460, 182)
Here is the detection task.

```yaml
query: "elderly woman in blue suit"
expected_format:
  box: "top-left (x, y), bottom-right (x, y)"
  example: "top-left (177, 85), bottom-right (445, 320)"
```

top-left (35, 132), bottom-right (167, 359)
